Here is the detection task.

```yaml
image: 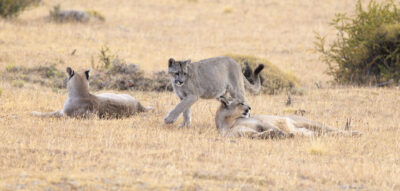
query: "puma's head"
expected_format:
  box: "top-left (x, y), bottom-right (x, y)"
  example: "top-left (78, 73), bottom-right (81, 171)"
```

top-left (167, 58), bottom-right (191, 87)
top-left (217, 96), bottom-right (251, 120)
top-left (242, 62), bottom-right (265, 85)
top-left (66, 67), bottom-right (90, 96)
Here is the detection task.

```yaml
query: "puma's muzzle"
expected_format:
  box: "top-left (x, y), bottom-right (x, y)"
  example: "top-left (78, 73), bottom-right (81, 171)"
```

top-left (242, 106), bottom-right (251, 118)
top-left (175, 80), bottom-right (184, 86)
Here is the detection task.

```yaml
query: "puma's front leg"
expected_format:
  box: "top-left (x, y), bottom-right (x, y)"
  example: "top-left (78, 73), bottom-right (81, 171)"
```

top-left (164, 96), bottom-right (198, 124)
top-left (230, 126), bottom-right (260, 138)
top-left (256, 128), bottom-right (287, 139)
top-left (180, 108), bottom-right (191, 128)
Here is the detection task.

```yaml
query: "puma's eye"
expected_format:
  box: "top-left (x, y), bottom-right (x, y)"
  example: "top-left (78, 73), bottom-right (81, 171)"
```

top-left (175, 72), bottom-right (179, 76)
top-left (239, 103), bottom-right (244, 105)
top-left (183, 73), bottom-right (187, 76)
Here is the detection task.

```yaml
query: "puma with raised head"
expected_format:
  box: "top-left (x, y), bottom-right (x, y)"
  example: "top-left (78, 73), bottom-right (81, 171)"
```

top-left (31, 67), bottom-right (151, 119)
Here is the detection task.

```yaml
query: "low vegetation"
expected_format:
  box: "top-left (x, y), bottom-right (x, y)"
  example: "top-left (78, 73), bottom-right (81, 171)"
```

top-left (89, 58), bottom-right (172, 91)
top-left (3, 64), bottom-right (66, 89)
top-left (315, 0), bottom-right (400, 86)
top-left (2, 62), bottom-right (172, 92)
top-left (88, 46), bottom-right (172, 91)
top-left (49, 5), bottom-right (89, 23)
top-left (2, 46), bottom-right (173, 92)
top-left (227, 53), bottom-right (298, 94)
top-left (49, 5), bottom-right (105, 23)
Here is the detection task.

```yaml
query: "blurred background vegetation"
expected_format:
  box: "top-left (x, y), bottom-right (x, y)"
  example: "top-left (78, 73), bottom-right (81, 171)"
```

top-left (0, 0), bottom-right (39, 18)
top-left (315, 0), bottom-right (400, 86)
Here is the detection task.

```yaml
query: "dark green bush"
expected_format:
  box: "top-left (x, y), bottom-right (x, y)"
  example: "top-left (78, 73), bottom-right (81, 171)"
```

top-left (315, 0), bottom-right (400, 85)
top-left (0, 0), bottom-right (39, 18)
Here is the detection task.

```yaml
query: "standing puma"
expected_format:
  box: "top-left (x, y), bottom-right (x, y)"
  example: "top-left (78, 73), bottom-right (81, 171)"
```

top-left (165, 56), bottom-right (264, 127)
top-left (31, 67), bottom-right (151, 118)
top-left (215, 97), bottom-right (361, 139)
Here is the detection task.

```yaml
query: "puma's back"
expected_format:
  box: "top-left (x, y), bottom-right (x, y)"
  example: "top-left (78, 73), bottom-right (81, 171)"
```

top-left (168, 56), bottom-right (262, 99)
top-left (190, 56), bottom-right (245, 99)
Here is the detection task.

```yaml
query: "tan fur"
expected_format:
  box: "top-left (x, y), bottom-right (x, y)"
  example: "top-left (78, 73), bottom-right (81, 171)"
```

top-left (31, 67), bottom-right (151, 119)
top-left (165, 56), bottom-right (264, 127)
top-left (215, 97), bottom-right (361, 139)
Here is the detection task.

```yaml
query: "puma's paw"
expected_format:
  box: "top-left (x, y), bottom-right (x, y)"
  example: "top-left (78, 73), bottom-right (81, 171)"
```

top-left (164, 113), bottom-right (177, 124)
top-left (268, 129), bottom-right (286, 139)
top-left (178, 122), bottom-right (191, 128)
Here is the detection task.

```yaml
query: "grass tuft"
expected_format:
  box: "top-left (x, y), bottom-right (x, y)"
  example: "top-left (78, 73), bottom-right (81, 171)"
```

top-left (5, 64), bottom-right (17, 72)
top-left (309, 142), bottom-right (327, 155)
top-left (222, 7), bottom-right (233, 14)
top-left (98, 46), bottom-right (114, 70)
top-left (11, 79), bottom-right (24, 88)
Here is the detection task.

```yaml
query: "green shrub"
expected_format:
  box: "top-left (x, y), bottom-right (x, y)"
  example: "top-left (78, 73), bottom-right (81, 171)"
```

top-left (226, 54), bottom-right (298, 94)
top-left (0, 0), bottom-right (39, 18)
top-left (315, 0), bottom-right (400, 85)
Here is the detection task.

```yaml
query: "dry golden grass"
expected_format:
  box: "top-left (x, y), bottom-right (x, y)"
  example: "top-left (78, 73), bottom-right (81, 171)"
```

top-left (0, 0), bottom-right (399, 190)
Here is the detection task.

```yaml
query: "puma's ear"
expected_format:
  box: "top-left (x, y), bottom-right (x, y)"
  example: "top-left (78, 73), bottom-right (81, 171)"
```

top-left (84, 70), bottom-right (90, 80)
top-left (217, 96), bottom-right (230, 107)
top-left (254, 63), bottom-right (264, 75)
top-left (168, 58), bottom-right (175, 67)
top-left (181, 59), bottom-right (191, 70)
top-left (66, 67), bottom-right (74, 77)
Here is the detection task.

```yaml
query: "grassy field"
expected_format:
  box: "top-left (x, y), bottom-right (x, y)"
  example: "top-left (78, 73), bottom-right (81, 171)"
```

top-left (1, 0), bottom-right (399, 190)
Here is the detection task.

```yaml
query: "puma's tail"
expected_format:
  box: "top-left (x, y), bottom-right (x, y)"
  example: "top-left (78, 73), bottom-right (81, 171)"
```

top-left (244, 63), bottom-right (264, 94)
top-left (31, 111), bottom-right (64, 118)
top-left (137, 103), bottom-right (153, 113)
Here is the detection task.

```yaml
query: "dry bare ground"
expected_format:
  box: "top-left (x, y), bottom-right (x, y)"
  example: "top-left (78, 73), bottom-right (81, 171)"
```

top-left (0, 0), bottom-right (399, 190)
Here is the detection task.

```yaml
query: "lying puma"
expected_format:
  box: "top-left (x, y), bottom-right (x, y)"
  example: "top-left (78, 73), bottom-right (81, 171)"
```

top-left (32, 67), bottom-right (151, 118)
top-left (165, 56), bottom-right (264, 127)
top-left (215, 97), bottom-right (361, 139)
